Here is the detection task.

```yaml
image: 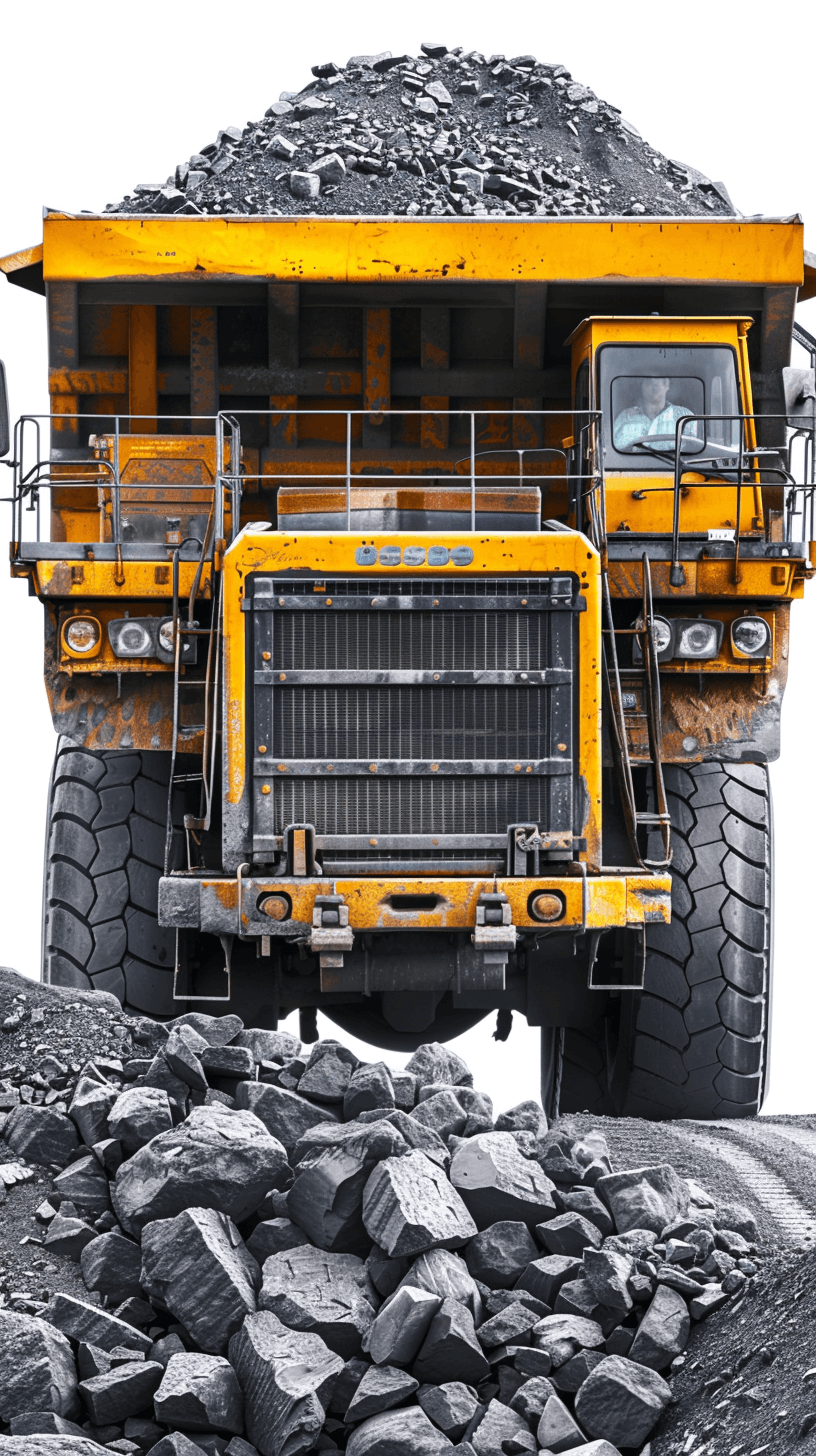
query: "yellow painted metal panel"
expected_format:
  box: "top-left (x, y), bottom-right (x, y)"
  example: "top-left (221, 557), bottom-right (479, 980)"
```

top-left (33, 560), bottom-right (212, 599)
top-left (39, 216), bottom-right (804, 286)
top-left (207, 872), bottom-right (672, 935)
top-left (0, 243), bottom-right (43, 275)
top-left (222, 527), bottom-right (604, 868)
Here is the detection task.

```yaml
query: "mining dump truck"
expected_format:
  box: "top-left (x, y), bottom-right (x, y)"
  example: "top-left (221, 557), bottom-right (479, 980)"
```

top-left (2, 213), bottom-right (815, 1119)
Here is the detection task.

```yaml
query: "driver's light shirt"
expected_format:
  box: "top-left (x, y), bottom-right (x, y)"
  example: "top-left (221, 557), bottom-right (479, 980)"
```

top-left (613, 402), bottom-right (695, 449)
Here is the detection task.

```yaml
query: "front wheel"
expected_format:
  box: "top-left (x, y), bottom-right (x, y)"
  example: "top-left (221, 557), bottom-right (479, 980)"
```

top-left (41, 740), bottom-right (178, 1016)
top-left (550, 761), bottom-right (772, 1120)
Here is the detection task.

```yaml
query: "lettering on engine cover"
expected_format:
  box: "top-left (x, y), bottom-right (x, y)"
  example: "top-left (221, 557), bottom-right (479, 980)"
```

top-left (355, 545), bottom-right (475, 566)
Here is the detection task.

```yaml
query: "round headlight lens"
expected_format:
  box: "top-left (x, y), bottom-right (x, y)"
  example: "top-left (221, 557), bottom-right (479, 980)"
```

top-left (118, 622), bottom-right (153, 656)
top-left (64, 617), bottom-right (100, 654)
top-left (731, 617), bottom-right (770, 657)
top-left (158, 619), bottom-right (176, 655)
top-left (676, 621), bottom-right (720, 658)
top-left (651, 616), bottom-right (673, 656)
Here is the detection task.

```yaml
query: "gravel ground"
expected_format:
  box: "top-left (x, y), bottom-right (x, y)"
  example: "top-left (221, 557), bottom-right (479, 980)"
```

top-left (106, 45), bottom-right (734, 220)
top-left (651, 1246), bottom-right (816, 1455)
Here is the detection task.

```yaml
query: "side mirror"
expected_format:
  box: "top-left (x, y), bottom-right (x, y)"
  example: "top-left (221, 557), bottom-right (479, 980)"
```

top-left (782, 366), bottom-right (816, 428)
top-left (0, 360), bottom-right (9, 458)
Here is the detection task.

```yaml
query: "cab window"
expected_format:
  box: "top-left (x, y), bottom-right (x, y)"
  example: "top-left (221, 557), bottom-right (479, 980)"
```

top-left (598, 345), bottom-right (741, 470)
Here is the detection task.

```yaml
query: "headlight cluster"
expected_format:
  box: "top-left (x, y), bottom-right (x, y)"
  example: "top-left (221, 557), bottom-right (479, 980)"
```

top-left (633, 614), bottom-right (770, 663)
top-left (108, 617), bottom-right (196, 664)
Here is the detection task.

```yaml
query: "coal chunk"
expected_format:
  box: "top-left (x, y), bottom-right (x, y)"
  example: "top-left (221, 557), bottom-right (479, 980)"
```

top-left (346, 1406), bottom-right (454, 1456)
top-left (77, 1360), bottom-right (164, 1424)
top-left (3, 1105), bottom-right (80, 1167)
top-left (228, 1309), bottom-right (343, 1456)
top-left (412, 1298), bottom-right (490, 1385)
top-left (112, 1105), bottom-right (289, 1235)
top-left (0, 1310), bottom-right (79, 1423)
top-left (43, 1295), bottom-right (153, 1355)
top-left (449, 1133), bottom-right (557, 1229)
top-left (398, 1249), bottom-right (480, 1313)
top-left (627, 1284), bottom-right (690, 1370)
top-left (53, 1151), bottom-right (111, 1217)
top-left (68, 1072), bottom-right (120, 1149)
top-left (417, 1381), bottom-right (480, 1440)
top-left (80, 1231), bottom-right (144, 1304)
top-left (246, 1218), bottom-right (310, 1264)
top-left (288, 1123), bottom-right (405, 1256)
top-left (366, 1285), bottom-right (442, 1365)
top-left (140, 1207), bottom-right (260, 1355)
top-left (405, 1043), bottom-right (472, 1090)
top-left (574, 1354), bottom-right (672, 1446)
top-left (363, 1150), bottom-right (477, 1256)
top-left (536, 1392), bottom-right (587, 1452)
top-left (464, 1222), bottom-right (539, 1289)
top-left (508, 1374), bottom-right (555, 1425)
top-left (470, 1398), bottom-right (531, 1456)
top-left (259, 1245), bottom-right (376, 1358)
top-left (516, 1254), bottom-right (583, 1306)
top-left (538, 1129), bottom-right (612, 1188)
top-left (235, 1083), bottom-right (337, 1156)
top-left (107, 1087), bottom-right (173, 1153)
top-left (581, 1248), bottom-right (634, 1316)
top-left (596, 1165), bottom-right (689, 1236)
top-left (345, 1364), bottom-right (418, 1422)
top-left (153, 1352), bottom-right (244, 1434)
top-left (537, 1212), bottom-right (603, 1258)
top-left (344, 1064), bottom-right (395, 1120)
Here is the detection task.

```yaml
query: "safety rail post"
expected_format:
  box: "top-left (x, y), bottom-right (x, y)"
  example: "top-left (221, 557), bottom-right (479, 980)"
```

top-left (470, 412), bottom-right (476, 532)
top-left (346, 411), bottom-right (352, 531)
top-left (733, 417), bottom-right (745, 586)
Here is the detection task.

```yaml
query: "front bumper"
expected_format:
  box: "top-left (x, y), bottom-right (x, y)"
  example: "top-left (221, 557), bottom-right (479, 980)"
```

top-left (159, 872), bottom-right (671, 939)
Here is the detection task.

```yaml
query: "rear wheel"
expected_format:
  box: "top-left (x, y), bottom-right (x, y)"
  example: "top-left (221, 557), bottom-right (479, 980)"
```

top-left (551, 761), bottom-right (772, 1120)
top-left (42, 739), bottom-right (178, 1016)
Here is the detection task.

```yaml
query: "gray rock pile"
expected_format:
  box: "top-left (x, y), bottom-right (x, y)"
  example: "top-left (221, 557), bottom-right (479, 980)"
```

top-left (0, 1013), bottom-right (762, 1456)
top-left (106, 45), bottom-right (734, 219)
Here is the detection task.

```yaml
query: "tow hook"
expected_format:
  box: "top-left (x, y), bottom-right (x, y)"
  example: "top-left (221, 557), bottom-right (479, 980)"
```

top-left (310, 894), bottom-right (354, 970)
top-left (472, 890), bottom-right (517, 973)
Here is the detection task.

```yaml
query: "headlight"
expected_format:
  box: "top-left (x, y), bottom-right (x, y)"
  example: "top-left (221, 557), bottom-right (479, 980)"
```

top-left (651, 617), bottom-right (673, 656)
top-left (108, 618), bottom-right (158, 658)
top-left (155, 617), bottom-right (196, 665)
top-left (632, 614), bottom-right (674, 663)
top-left (62, 616), bottom-right (101, 658)
top-left (158, 619), bottom-right (175, 655)
top-left (674, 619), bottom-right (724, 659)
top-left (731, 616), bottom-right (770, 658)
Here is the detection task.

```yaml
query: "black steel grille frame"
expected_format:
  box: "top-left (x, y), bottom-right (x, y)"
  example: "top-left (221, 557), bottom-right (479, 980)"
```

top-left (247, 575), bottom-right (581, 873)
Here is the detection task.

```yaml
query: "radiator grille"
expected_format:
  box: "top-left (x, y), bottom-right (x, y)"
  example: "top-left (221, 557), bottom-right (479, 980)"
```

top-left (275, 612), bottom-right (555, 671)
top-left (273, 686), bottom-right (554, 761)
top-left (250, 576), bottom-right (578, 870)
top-left (272, 777), bottom-right (561, 837)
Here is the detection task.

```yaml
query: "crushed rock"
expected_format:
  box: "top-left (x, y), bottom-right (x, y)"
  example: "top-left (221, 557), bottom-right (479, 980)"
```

top-left (106, 46), bottom-right (734, 220)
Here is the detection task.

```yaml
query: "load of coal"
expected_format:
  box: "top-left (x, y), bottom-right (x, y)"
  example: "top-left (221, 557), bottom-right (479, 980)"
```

top-left (0, 971), bottom-right (762, 1456)
top-left (106, 44), bottom-right (735, 220)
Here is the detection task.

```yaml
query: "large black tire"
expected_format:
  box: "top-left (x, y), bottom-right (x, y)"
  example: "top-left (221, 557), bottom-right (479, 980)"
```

top-left (554, 760), bottom-right (772, 1120)
top-left (42, 739), bottom-right (177, 1016)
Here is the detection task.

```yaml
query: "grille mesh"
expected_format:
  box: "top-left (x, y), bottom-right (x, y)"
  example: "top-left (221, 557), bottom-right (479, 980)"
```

top-left (273, 777), bottom-right (555, 836)
top-left (273, 686), bottom-right (555, 760)
top-left (275, 612), bottom-right (553, 671)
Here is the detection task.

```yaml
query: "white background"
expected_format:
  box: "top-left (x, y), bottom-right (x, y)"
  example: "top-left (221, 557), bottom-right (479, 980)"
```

top-left (0, 0), bottom-right (813, 1114)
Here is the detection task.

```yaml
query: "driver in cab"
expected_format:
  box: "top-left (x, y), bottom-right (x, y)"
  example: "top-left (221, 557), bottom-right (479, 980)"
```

top-left (613, 376), bottom-right (696, 449)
